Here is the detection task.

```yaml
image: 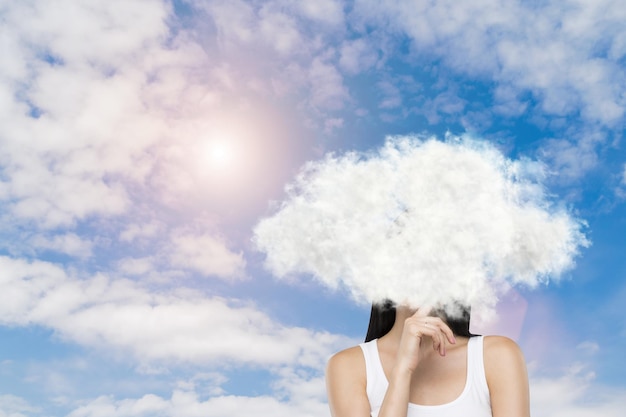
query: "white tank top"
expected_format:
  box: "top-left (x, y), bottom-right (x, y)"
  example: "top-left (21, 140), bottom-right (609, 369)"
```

top-left (359, 336), bottom-right (492, 417)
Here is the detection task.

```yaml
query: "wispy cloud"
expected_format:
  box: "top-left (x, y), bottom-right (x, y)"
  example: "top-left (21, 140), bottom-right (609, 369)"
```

top-left (0, 394), bottom-right (41, 417)
top-left (530, 363), bottom-right (626, 417)
top-left (347, 0), bottom-right (626, 181)
top-left (352, 0), bottom-right (626, 126)
top-left (0, 256), bottom-right (349, 368)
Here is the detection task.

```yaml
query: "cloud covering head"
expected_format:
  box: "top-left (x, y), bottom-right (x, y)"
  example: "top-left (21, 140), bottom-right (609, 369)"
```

top-left (254, 136), bottom-right (589, 317)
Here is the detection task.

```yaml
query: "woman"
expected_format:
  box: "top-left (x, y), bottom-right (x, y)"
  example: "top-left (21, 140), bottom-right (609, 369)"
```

top-left (326, 301), bottom-right (530, 417)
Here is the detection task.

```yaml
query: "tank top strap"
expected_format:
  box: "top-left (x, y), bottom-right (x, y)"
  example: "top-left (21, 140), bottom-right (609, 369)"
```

top-left (467, 336), bottom-right (490, 396)
top-left (359, 339), bottom-right (387, 406)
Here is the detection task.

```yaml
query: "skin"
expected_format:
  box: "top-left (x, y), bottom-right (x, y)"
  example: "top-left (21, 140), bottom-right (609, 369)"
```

top-left (326, 306), bottom-right (530, 417)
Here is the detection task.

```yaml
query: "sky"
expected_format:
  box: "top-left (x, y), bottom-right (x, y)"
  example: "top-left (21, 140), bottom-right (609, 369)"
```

top-left (0, 0), bottom-right (625, 416)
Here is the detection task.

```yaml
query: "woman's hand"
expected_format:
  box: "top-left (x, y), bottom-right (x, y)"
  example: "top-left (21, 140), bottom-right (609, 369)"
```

top-left (394, 307), bottom-right (457, 376)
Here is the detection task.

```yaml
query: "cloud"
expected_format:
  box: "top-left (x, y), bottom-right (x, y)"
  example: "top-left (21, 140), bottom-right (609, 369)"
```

top-left (184, 0), bottom-right (352, 130)
top-left (116, 257), bottom-right (156, 277)
top-left (339, 38), bottom-right (380, 75)
top-left (618, 164), bottom-right (626, 198)
top-left (64, 368), bottom-right (328, 417)
top-left (0, 0), bottom-right (203, 229)
top-left (34, 357), bottom-right (626, 417)
top-left (351, 0), bottom-right (626, 127)
top-left (66, 390), bottom-right (327, 417)
top-left (117, 224), bottom-right (246, 281)
top-left (254, 136), bottom-right (589, 317)
top-left (119, 222), bottom-right (162, 244)
top-left (167, 231), bottom-right (246, 279)
top-left (308, 57), bottom-right (351, 111)
top-left (0, 256), bottom-right (350, 368)
top-left (530, 363), bottom-right (626, 417)
top-left (30, 233), bottom-right (93, 259)
top-left (295, 0), bottom-right (345, 26)
top-left (344, 0), bottom-right (626, 182)
top-left (538, 129), bottom-right (607, 182)
top-left (0, 395), bottom-right (40, 417)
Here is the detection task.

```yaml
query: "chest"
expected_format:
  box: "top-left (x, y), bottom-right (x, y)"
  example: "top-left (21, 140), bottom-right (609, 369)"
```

top-left (379, 346), bottom-right (468, 406)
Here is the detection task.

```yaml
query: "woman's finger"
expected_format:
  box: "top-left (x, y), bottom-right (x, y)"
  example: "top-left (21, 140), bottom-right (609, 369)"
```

top-left (428, 316), bottom-right (457, 344)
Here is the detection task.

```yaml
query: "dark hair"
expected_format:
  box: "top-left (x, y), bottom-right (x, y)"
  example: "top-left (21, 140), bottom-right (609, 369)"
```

top-left (365, 300), bottom-right (396, 342)
top-left (364, 300), bottom-right (478, 342)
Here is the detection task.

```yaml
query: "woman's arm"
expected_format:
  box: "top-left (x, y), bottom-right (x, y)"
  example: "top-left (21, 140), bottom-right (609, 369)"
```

top-left (326, 349), bottom-right (417, 417)
top-left (326, 347), bottom-right (371, 417)
top-left (484, 336), bottom-right (530, 417)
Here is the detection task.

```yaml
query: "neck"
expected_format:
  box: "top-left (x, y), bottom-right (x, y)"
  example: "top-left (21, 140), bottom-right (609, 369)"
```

top-left (385, 305), bottom-right (414, 340)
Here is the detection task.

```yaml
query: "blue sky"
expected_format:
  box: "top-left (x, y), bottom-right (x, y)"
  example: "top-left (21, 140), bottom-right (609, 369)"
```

top-left (0, 0), bottom-right (625, 416)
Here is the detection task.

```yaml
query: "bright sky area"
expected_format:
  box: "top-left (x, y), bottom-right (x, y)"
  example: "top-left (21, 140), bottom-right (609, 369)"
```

top-left (0, 1), bottom-right (625, 416)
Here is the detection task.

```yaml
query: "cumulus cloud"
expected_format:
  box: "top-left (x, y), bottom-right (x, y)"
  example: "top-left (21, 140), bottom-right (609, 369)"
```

top-left (0, 0), bottom-right (181, 229)
top-left (254, 136), bottom-right (588, 317)
top-left (0, 256), bottom-right (349, 368)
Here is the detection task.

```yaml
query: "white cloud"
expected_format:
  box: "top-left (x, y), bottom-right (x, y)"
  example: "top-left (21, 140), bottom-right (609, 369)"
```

top-left (66, 390), bottom-right (328, 417)
top-left (191, 0), bottom-right (351, 118)
top-left (254, 136), bottom-right (589, 317)
top-left (30, 233), bottom-right (93, 259)
top-left (352, 0), bottom-right (626, 127)
top-left (42, 357), bottom-right (626, 417)
top-left (258, 7), bottom-right (303, 55)
top-left (119, 222), bottom-right (162, 244)
top-left (419, 90), bottom-right (467, 125)
top-left (167, 231), bottom-right (246, 279)
top-left (117, 224), bottom-right (246, 281)
top-left (377, 80), bottom-right (403, 109)
top-left (339, 38), bottom-right (379, 74)
top-left (64, 367), bottom-right (329, 417)
top-left (308, 57), bottom-right (351, 111)
top-left (117, 257), bottom-right (156, 277)
top-left (295, 0), bottom-right (344, 26)
top-left (0, 395), bottom-right (40, 417)
top-left (530, 363), bottom-right (626, 417)
top-left (0, 256), bottom-right (350, 368)
top-left (0, 0), bottom-right (204, 229)
top-left (576, 341), bottom-right (600, 356)
top-left (538, 129), bottom-right (606, 182)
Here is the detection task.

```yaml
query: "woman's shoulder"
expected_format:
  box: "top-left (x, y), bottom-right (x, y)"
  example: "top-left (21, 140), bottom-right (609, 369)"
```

top-left (327, 344), bottom-right (366, 371)
top-left (482, 335), bottom-right (525, 361)
top-left (482, 335), bottom-right (528, 387)
top-left (481, 336), bottom-right (531, 414)
top-left (326, 344), bottom-right (367, 383)
top-left (326, 345), bottom-right (371, 416)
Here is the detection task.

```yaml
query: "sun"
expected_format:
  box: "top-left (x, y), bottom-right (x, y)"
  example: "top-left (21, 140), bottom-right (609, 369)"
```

top-left (204, 140), bottom-right (236, 170)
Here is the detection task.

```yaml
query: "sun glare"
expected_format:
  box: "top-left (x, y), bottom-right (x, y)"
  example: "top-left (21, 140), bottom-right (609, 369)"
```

top-left (205, 140), bottom-right (236, 170)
